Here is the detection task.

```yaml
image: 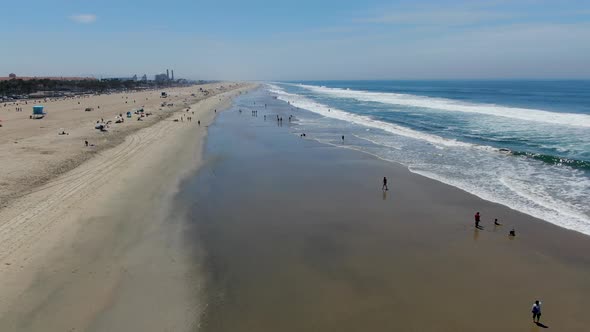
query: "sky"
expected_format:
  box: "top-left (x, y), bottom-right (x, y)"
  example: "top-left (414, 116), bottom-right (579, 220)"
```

top-left (1, 0), bottom-right (589, 80)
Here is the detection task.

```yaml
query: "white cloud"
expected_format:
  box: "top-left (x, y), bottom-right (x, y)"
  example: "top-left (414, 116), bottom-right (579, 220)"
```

top-left (69, 14), bottom-right (97, 24)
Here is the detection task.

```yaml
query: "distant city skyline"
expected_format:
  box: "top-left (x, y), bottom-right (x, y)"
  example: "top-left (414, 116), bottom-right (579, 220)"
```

top-left (1, 69), bottom-right (177, 82)
top-left (1, 0), bottom-right (589, 80)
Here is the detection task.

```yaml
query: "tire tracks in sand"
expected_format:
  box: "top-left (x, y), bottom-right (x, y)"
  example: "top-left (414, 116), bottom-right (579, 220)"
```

top-left (0, 117), bottom-right (179, 263)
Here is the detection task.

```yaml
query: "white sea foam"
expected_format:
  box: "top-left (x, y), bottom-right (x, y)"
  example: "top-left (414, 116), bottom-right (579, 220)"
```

top-left (296, 84), bottom-right (590, 128)
top-left (408, 167), bottom-right (590, 235)
top-left (269, 85), bottom-right (478, 149)
top-left (266, 84), bottom-right (590, 236)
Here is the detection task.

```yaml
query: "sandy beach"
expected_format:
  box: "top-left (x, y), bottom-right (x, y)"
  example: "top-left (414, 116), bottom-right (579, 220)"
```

top-left (0, 83), bottom-right (242, 207)
top-left (2, 0), bottom-right (587, 330)
top-left (1, 84), bottom-right (589, 331)
top-left (184, 88), bottom-right (590, 332)
top-left (0, 83), bottom-right (255, 331)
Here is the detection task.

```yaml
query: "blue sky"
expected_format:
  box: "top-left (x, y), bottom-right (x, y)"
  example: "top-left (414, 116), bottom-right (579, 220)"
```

top-left (1, 0), bottom-right (589, 80)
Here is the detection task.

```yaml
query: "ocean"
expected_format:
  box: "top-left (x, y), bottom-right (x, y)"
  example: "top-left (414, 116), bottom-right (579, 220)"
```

top-left (266, 80), bottom-right (590, 235)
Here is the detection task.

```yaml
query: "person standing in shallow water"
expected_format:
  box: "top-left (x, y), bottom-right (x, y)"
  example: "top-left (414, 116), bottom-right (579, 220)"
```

top-left (474, 212), bottom-right (481, 228)
top-left (382, 177), bottom-right (388, 191)
top-left (532, 300), bottom-right (542, 323)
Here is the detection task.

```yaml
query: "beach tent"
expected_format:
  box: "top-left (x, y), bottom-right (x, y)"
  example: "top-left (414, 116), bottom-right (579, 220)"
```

top-left (32, 105), bottom-right (46, 119)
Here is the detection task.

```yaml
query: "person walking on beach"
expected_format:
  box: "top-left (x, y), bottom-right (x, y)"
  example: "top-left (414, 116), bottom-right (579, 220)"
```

top-left (474, 212), bottom-right (481, 228)
top-left (532, 300), bottom-right (542, 323)
top-left (382, 177), bottom-right (388, 191)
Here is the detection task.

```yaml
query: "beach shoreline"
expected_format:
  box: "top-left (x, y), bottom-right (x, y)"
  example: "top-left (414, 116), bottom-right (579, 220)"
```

top-left (0, 82), bottom-right (256, 331)
top-left (1, 83), bottom-right (588, 331)
top-left (184, 87), bottom-right (590, 332)
top-left (271, 81), bottom-right (590, 236)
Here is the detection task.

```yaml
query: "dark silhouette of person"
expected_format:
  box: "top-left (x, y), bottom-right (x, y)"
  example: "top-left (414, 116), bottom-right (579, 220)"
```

top-left (474, 212), bottom-right (481, 228)
top-left (382, 177), bottom-right (388, 191)
top-left (494, 218), bottom-right (501, 226)
top-left (532, 300), bottom-right (542, 323)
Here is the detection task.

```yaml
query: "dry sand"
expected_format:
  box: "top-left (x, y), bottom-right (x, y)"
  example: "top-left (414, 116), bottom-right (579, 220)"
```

top-left (0, 83), bottom-right (256, 331)
top-left (0, 83), bottom-right (240, 206)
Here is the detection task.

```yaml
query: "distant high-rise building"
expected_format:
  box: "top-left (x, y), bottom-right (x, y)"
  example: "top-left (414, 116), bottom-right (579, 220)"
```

top-left (166, 69), bottom-right (169, 80)
top-left (141, 74), bottom-right (147, 82)
top-left (171, 70), bottom-right (174, 81)
top-left (132, 74), bottom-right (138, 81)
top-left (155, 73), bottom-right (168, 82)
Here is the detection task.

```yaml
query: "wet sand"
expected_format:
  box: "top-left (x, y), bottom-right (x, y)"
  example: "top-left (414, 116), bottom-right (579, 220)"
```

top-left (181, 89), bottom-right (590, 331)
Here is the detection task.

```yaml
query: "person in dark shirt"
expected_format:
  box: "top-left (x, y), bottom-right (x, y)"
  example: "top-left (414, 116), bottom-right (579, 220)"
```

top-left (531, 300), bottom-right (542, 323)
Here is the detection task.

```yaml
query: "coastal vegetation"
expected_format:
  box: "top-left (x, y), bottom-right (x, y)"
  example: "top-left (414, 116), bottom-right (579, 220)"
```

top-left (0, 78), bottom-right (197, 97)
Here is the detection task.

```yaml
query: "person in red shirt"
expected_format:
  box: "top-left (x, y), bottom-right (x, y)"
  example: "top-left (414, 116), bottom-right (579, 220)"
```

top-left (474, 212), bottom-right (481, 228)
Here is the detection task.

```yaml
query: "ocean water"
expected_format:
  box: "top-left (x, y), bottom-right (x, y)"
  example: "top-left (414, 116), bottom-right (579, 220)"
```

top-left (266, 80), bottom-right (590, 235)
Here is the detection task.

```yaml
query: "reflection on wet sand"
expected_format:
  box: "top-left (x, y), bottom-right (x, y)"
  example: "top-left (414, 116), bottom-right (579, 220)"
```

top-left (182, 89), bottom-right (590, 332)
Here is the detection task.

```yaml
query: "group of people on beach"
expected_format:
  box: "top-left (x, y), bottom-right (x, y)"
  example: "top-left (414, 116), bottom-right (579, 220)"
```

top-left (474, 211), bottom-right (516, 237)
top-left (475, 211), bottom-right (544, 324)
top-left (179, 115), bottom-right (193, 122)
